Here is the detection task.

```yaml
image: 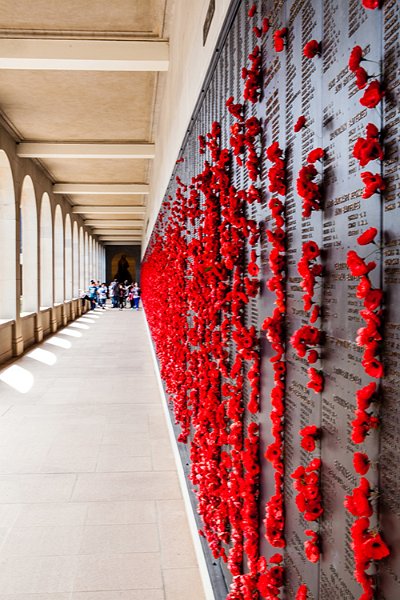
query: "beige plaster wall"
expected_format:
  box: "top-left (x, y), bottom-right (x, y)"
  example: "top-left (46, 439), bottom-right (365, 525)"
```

top-left (0, 119), bottom-right (97, 365)
top-left (143, 0), bottom-right (232, 252)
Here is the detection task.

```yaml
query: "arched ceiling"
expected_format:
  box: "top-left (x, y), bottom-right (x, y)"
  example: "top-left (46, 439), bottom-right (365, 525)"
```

top-left (0, 0), bottom-right (170, 245)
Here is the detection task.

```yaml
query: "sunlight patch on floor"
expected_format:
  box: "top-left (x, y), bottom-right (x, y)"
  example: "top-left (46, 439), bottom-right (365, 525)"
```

top-left (26, 347), bottom-right (57, 366)
top-left (0, 364), bottom-right (34, 393)
top-left (58, 328), bottom-right (82, 338)
top-left (45, 336), bottom-right (72, 349)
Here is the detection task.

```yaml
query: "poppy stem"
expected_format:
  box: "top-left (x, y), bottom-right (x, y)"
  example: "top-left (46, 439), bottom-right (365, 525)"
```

top-left (364, 248), bottom-right (380, 259)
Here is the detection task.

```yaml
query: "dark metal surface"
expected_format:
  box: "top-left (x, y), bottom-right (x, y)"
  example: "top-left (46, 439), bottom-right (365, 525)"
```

top-left (148, 0), bottom-right (400, 598)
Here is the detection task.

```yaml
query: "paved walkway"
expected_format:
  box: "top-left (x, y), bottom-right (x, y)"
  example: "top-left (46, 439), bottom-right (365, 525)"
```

top-left (0, 306), bottom-right (205, 600)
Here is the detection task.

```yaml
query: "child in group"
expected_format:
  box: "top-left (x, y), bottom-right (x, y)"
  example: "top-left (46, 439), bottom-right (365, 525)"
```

top-left (88, 280), bottom-right (98, 310)
top-left (98, 283), bottom-right (108, 309)
top-left (132, 283), bottom-right (140, 310)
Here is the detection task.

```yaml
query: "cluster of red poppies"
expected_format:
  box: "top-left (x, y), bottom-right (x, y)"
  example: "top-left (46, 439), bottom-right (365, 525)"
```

top-left (249, 1), bottom-right (286, 54)
top-left (295, 436), bottom-right (322, 563)
top-left (345, 479), bottom-right (390, 595)
top-left (244, 6), bottom-right (274, 104)
top-left (296, 161), bottom-right (323, 217)
top-left (248, 4), bottom-right (270, 39)
top-left (348, 44), bottom-right (385, 108)
top-left (300, 425), bottom-right (320, 452)
top-left (142, 108), bottom-right (264, 598)
top-left (292, 167), bottom-right (325, 565)
top-left (256, 553), bottom-right (284, 599)
top-left (348, 247), bottom-right (384, 379)
top-left (353, 123), bottom-right (384, 168)
top-left (299, 240), bottom-right (322, 307)
top-left (242, 45), bottom-right (262, 103)
top-left (291, 459), bottom-right (324, 522)
top-left (262, 142), bottom-right (287, 551)
top-left (273, 28), bottom-right (287, 52)
top-left (162, 9), bottom-right (277, 587)
top-left (293, 239), bottom-right (324, 396)
top-left (227, 87), bottom-right (262, 180)
top-left (345, 36), bottom-right (390, 599)
top-left (142, 3), bottom-right (391, 599)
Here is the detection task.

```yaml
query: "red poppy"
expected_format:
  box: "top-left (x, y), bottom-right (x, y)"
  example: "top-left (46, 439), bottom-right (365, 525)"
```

top-left (291, 325), bottom-right (321, 357)
top-left (300, 425), bottom-right (319, 437)
top-left (294, 115), bottom-right (306, 132)
top-left (296, 164), bottom-right (322, 216)
top-left (344, 478), bottom-right (373, 517)
top-left (362, 533), bottom-right (390, 560)
top-left (248, 4), bottom-right (256, 17)
top-left (366, 123), bottom-right (379, 139)
top-left (303, 40), bottom-right (320, 58)
top-left (310, 305), bottom-right (320, 324)
top-left (355, 67), bottom-right (369, 89)
top-left (360, 80), bottom-right (385, 108)
top-left (354, 135), bottom-right (384, 168)
top-left (266, 141), bottom-right (283, 162)
top-left (362, 0), bottom-right (381, 8)
top-left (347, 250), bottom-right (376, 277)
top-left (296, 584), bottom-right (309, 600)
top-left (307, 147), bottom-right (325, 163)
top-left (364, 288), bottom-right (383, 311)
top-left (304, 529), bottom-right (320, 562)
top-left (351, 516), bottom-right (370, 544)
top-left (353, 452), bottom-right (371, 475)
top-left (356, 276), bottom-right (372, 299)
top-left (226, 96), bottom-right (244, 121)
top-left (361, 172), bottom-right (385, 198)
top-left (248, 262), bottom-right (259, 277)
top-left (307, 368), bottom-right (324, 393)
top-left (356, 382), bottom-right (377, 407)
top-left (362, 357), bottom-right (384, 378)
top-left (357, 227), bottom-right (378, 245)
top-left (300, 425), bottom-right (320, 452)
top-left (349, 45), bottom-right (364, 71)
top-left (273, 28), bottom-right (287, 52)
top-left (301, 436), bottom-right (317, 452)
top-left (307, 457), bottom-right (321, 471)
top-left (352, 410), bottom-right (380, 443)
top-left (303, 240), bottom-right (320, 259)
top-left (262, 18), bottom-right (270, 34)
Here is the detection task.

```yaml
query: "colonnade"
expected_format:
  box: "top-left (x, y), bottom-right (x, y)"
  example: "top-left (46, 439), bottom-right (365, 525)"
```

top-left (0, 145), bottom-right (106, 364)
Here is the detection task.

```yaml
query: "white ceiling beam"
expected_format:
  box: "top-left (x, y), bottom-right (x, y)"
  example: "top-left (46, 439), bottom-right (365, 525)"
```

top-left (99, 236), bottom-right (142, 242)
top-left (102, 241), bottom-right (141, 246)
top-left (86, 220), bottom-right (143, 227)
top-left (53, 183), bottom-right (149, 195)
top-left (17, 142), bottom-right (155, 159)
top-left (0, 39), bottom-right (169, 71)
top-left (72, 206), bottom-right (145, 215)
top-left (92, 229), bottom-right (141, 235)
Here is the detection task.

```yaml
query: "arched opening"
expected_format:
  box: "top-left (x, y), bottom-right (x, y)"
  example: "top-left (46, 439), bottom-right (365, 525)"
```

top-left (40, 193), bottom-right (53, 308)
top-left (20, 176), bottom-right (38, 314)
top-left (0, 151), bottom-right (16, 320)
top-left (54, 205), bottom-right (64, 304)
top-left (89, 235), bottom-right (93, 280)
top-left (84, 231), bottom-right (89, 288)
top-left (79, 227), bottom-right (84, 292)
top-left (65, 214), bottom-right (72, 301)
top-left (94, 241), bottom-right (99, 280)
top-left (73, 221), bottom-right (79, 297)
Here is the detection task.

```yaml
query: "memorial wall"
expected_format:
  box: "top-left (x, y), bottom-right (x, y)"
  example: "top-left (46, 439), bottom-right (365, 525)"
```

top-left (142, 0), bottom-right (399, 598)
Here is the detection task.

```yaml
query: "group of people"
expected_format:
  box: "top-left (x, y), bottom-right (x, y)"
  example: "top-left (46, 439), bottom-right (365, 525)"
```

top-left (82, 280), bottom-right (141, 311)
